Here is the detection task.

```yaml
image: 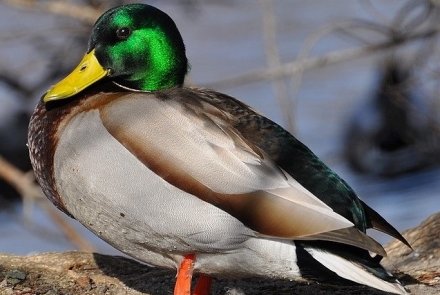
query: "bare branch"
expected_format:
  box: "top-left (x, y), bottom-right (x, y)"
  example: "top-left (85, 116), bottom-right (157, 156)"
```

top-left (260, 0), bottom-right (293, 132)
top-left (0, 155), bottom-right (94, 252)
top-left (204, 27), bottom-right (438, 89)
top-left (0, 72), bottom-right (32, 97)
top-left (0, 0), bottom-right (103, 24)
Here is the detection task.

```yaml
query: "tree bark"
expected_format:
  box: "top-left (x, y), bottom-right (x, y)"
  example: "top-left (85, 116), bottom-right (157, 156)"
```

top-left (0, 213), bottom-right (439, 295)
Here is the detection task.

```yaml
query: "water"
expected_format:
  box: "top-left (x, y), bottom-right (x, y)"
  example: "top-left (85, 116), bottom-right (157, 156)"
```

top-left (0, 1), bottom-right (439, 255)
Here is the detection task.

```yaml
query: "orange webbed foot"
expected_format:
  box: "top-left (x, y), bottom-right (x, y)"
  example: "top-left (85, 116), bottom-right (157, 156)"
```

top-left (194, 275), bottom-right (212, 295)
top-left (174, 254), bottom-right (213, 295)
top-left (174, 254), bottom-right (195, 295)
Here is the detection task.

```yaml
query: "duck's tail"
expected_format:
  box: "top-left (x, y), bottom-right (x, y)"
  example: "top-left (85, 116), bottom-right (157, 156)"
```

top-left (296, 241), bottom-right (408, 294)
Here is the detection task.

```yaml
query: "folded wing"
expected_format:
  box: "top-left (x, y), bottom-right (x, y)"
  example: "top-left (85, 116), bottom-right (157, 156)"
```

top-left (99, 93), bottom-right (384, 254)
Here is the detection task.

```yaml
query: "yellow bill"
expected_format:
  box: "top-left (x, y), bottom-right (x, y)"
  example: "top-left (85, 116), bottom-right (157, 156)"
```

top-left (43, 49), bottom-right (110, 102)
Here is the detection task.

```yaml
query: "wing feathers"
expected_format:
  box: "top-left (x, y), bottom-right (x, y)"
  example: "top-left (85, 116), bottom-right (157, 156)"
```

top-left (99, 93), bottom-right (384, 253)
top-left (225, 189), bottom-right (353, 238)
top-left (296, 227), bottom-right (387, 256)
top-left (305, 248), bottom-right (407, 294)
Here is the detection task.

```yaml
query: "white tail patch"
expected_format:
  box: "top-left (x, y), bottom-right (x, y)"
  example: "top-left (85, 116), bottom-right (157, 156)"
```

top-left (305, 247), bottom-right (408, 294)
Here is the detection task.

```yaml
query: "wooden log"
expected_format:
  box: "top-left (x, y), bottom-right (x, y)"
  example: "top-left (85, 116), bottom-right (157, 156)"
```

top-left (0, 213), bottom-right (439, 294)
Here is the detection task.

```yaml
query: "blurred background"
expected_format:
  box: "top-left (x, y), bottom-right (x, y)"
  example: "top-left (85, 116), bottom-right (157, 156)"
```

top-left (0, 0), bottom-right (439, 255)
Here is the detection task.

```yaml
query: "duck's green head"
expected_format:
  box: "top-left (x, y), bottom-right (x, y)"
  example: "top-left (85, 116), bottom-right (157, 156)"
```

top-left (43, 4), bottom-right (188, 102)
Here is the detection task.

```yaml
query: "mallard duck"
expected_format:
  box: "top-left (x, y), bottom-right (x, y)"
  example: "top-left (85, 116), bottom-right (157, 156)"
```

top-left (28, 4), bottom-right (410, 295)
top-left (345, 58), bottom-right (440, 176)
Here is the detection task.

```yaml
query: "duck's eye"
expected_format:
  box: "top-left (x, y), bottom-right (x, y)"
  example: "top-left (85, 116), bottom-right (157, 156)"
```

top-left (116, 27), bottom-right (131, 39)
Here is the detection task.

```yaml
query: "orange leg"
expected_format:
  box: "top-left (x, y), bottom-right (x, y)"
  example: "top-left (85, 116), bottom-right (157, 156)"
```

top-left (193, 275), bottom-right (212, 295)
top-left (174, 254), bottom-right (195, 295)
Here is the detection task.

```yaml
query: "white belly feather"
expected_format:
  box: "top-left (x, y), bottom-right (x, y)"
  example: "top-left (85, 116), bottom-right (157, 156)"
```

top-left (54, 110), bottom-right (301, 278)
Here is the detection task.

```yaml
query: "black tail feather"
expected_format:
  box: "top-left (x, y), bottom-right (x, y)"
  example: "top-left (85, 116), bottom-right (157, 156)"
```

top-left (360, 200), bottom-right (412, 249)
